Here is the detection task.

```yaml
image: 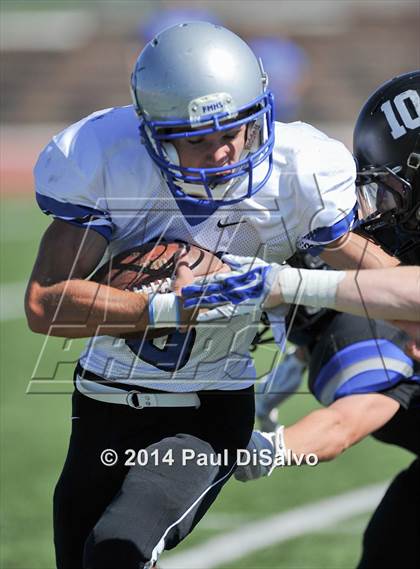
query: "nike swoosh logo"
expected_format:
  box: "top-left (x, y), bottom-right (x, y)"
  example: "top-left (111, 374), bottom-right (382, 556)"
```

top-left (217, 219), bottom-right (247, 228)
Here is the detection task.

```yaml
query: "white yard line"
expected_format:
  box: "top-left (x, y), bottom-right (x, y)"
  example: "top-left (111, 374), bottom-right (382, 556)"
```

top-left (161, 482), bottom-right (387, 569)
top-left (0, 281), bottom-right (26, 322)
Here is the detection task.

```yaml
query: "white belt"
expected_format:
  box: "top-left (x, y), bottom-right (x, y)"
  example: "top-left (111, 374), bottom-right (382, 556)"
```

top-left (75, 375), bottom-right (201, 409)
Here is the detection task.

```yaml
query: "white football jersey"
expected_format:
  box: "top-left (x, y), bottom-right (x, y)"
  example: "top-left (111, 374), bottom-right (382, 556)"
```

top-left (34, 105), bottom-right (357, 392)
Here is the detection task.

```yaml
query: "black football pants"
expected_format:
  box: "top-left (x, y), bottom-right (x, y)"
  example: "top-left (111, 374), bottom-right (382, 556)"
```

top-left (357, 458), bottom-right (420, 569)
top-left (53, 377), bottom-right (254, 569)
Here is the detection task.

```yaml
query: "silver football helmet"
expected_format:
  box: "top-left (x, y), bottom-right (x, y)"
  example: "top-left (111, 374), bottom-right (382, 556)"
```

top-left (131, 21), bottom-right (275, 204)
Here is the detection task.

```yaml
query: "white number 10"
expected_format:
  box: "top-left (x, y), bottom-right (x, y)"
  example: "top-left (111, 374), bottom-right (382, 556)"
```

top-left (380, 89), bottom-right (420, 140)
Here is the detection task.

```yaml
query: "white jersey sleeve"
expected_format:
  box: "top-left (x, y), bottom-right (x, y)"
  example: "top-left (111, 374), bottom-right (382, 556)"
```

top-left (286, 123), bottom-right (357, 254)
top-left (34, 108), bottom-right (116, 240)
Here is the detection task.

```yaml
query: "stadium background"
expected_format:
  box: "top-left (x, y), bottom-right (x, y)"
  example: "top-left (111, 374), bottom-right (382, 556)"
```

top-left (1, 1), bottom-right (418, 567)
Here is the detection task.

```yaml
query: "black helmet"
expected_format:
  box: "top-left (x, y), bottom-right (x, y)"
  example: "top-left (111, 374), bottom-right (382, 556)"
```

top-left (354, 71), bottom-right (420, 237)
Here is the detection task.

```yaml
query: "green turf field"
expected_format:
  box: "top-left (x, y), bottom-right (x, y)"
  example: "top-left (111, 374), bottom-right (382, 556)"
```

top-left (0, 198), bottom-right (413, 569)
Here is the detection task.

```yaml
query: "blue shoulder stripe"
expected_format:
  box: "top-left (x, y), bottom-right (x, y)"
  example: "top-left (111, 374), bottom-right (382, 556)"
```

top-left (334, 369), bottom-right (420, 401)
top-left (36, 192), bottom-right (113, 240)
top-left (312, 339), bottom-right (417, 405)
top-left (36, 192), bottom-right (110, 221)
top-left (299, 204), bottom-right (357, 256)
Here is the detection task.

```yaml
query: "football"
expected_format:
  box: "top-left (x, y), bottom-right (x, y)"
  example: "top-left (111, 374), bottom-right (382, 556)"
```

top-left (91, 241), bottom-right (228, 291)
top-left (90, 241), bottom-right (229, 338)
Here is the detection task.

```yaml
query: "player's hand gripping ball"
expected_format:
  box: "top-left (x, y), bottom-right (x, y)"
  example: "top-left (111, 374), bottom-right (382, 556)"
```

top-left (91, 242), bottom-right (229, 336)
